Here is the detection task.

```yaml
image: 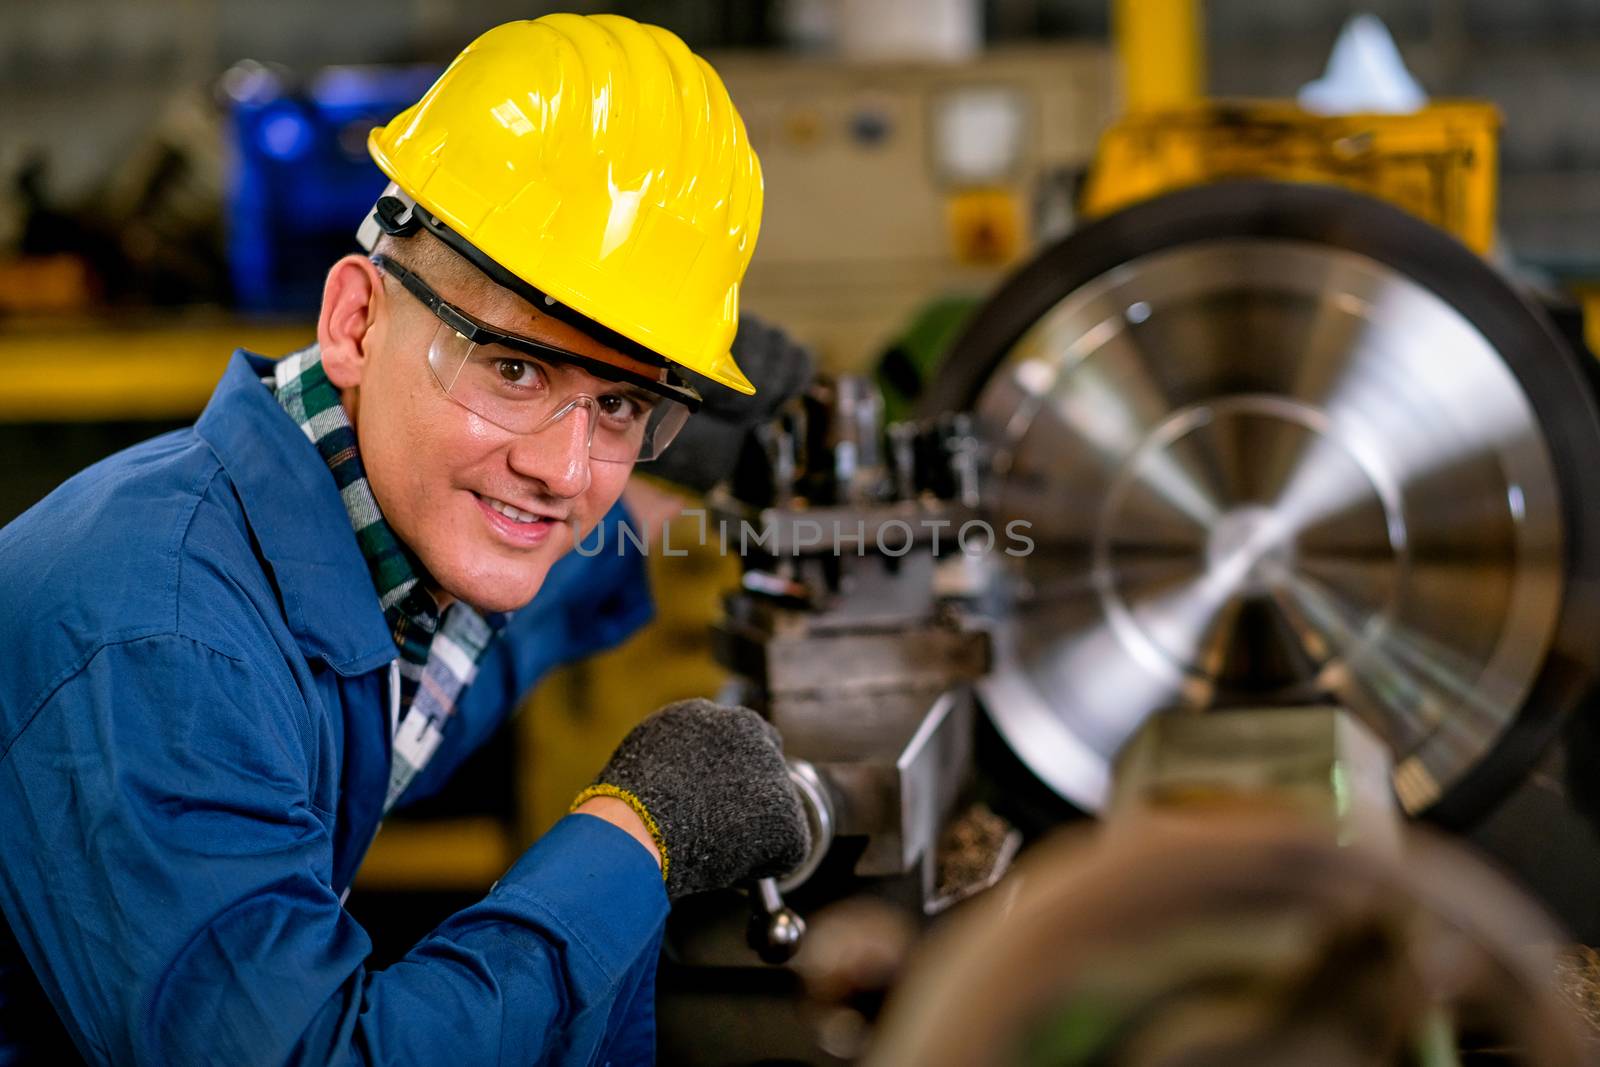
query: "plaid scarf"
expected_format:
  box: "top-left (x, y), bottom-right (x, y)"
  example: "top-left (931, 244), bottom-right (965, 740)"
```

top-left (271, 346), bottom-right (501, 812)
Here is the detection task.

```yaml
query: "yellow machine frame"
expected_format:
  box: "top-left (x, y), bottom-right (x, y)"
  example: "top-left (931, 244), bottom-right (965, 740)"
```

top-left (1100, 0), bottom-right (1499, 258)
top-left (1082, 99), bottom-right (1500, 256)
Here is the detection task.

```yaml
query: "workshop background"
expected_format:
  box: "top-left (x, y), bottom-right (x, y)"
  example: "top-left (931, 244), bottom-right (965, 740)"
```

top-left (9, 1), bottom-right (1600, 1063)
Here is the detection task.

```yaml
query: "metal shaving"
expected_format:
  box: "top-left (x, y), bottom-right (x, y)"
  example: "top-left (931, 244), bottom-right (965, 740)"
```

top-left (930, 804), bottom-right (1021, 913)
top-left (1554, 946), bottom-right (1600, 1042)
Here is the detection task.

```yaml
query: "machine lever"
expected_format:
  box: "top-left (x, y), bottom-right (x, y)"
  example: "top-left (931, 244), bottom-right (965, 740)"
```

top-left (748, 877), bottom-right (807, 964)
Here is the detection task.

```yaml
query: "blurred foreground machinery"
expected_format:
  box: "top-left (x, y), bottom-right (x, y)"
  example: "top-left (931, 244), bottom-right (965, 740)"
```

top-left (657, 177), bottom-right (1600, 1065)
top-left (870, 814), bottom-right (1592, 1066)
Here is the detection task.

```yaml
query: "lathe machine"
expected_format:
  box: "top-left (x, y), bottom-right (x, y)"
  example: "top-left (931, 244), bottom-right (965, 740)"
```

top-left (657, 179), bottom-right (1600, 1064)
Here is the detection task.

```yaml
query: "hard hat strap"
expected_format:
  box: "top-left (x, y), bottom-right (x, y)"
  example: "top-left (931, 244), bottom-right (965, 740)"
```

top-left (372, 195), bottom-right (423, 239)
top-left (356, 185), bottom-right (423, 252)
top-left (358, 186), bottom-right (677, 378)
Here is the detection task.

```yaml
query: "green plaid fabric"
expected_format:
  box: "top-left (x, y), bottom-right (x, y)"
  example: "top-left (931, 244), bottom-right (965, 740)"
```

top-left (271, 346), bottom-right (501, 812)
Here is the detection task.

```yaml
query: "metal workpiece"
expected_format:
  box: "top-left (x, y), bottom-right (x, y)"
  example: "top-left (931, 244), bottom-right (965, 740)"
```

top-left (933, 180), bottom-right (1600, 824)
top-left (1111, 707), bottom-right (1401, 854)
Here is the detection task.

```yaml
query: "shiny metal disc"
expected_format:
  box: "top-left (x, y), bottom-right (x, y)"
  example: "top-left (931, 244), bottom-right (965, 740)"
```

top-left (944, 183), bottom-right (1600, 819)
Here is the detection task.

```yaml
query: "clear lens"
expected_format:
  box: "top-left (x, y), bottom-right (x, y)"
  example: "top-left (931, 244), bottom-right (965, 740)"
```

top-left (426, 324), bottom-right (689, 462)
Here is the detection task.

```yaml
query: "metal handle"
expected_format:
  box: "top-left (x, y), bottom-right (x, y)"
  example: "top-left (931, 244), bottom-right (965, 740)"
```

top-left (748, 877), bottom-right (807, 965)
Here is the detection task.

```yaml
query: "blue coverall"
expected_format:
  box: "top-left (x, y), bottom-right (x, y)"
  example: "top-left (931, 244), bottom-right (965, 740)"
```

top-left (0, 352), bottom-right (667, 1065)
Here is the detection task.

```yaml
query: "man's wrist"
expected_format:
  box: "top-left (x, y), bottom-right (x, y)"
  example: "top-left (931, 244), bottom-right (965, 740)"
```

top-left (575, 795), bottom-right (663, 871)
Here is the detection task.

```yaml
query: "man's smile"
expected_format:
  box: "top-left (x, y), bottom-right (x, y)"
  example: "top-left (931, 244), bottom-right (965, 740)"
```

top-left (475, 493), bottom-right (556, 525)
top-left (472, 492), bottom-right (568, 549)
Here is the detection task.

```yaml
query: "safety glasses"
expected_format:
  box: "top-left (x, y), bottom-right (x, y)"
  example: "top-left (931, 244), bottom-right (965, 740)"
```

top-left (373, 254), bottom-right (697, 463)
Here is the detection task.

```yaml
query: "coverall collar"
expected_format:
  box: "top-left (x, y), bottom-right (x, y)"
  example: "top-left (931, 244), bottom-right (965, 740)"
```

top-left (195, 349), bottom-right (397, 676)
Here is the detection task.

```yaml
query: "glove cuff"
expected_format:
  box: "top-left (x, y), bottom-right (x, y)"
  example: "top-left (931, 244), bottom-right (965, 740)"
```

top-left (571, 784), bottom-right (671, 885)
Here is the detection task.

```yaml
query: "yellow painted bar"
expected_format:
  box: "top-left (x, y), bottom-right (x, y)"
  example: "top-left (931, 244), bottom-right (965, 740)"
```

top-left (1113, 0), bottom-right (1204, 111)
top-left (0, 317), bottom-right (312, 422)
top-left (354, 818), bottom-right (518, 890)
top-left (1582, 288), bottom-right (1600, 359)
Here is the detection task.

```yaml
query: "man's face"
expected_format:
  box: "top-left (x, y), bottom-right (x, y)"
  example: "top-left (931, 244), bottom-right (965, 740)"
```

top-left (337, 255), bottom-right (641, 614)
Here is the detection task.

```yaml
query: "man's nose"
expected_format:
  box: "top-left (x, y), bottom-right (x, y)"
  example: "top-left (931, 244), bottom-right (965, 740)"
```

top-left (506, 399), bottom-right (593, 497)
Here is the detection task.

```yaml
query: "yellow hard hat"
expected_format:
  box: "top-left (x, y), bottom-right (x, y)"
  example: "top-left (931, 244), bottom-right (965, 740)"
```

top-left (366, 14), bottom-right (763, 394)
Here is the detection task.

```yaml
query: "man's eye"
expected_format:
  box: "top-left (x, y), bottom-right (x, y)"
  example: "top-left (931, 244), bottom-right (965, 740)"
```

top-left (598, 393), bottom-right (646, 423)
top-left (495, 359), bottom-right (532, 385)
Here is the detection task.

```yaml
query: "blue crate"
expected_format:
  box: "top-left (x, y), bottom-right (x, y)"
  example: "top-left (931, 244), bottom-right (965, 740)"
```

top-left (226, 63), bottom-right (441, 313)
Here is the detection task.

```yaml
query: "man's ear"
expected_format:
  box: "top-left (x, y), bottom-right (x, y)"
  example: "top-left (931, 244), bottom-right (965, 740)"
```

top-left (318, 255), bottom-right (385, 390)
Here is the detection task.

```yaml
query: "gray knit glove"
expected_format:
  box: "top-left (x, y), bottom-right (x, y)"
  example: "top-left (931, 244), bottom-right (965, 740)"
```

top-left (574, 699), bottom-right (811, 901)
top-left (645, 314), bottom-right (816, 493)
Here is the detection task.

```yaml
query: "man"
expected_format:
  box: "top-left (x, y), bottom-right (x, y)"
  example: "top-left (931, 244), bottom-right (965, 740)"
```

top-left (0, 15), bottom-right (810, 1066)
